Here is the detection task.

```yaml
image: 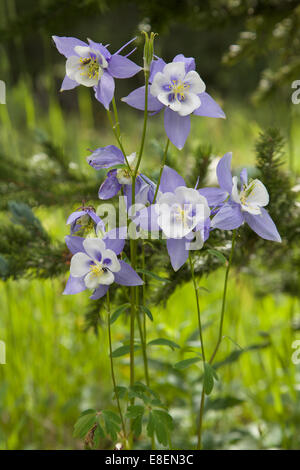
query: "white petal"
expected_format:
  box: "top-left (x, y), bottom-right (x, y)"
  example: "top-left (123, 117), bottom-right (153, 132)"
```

top-left (74, 46), bottom-right (90, 57)
top-left (66, 56), bottom-right (81, 81)
top-left (74, 68), bottom-right (99, 87)
top-left (163, 62), bottom-right (186, 81)
top-left (84, 271), bottom-right (102, 289)
top-left (157, 92), bottom-right (181, 111)
top-left (241, 203), bottom-right (261, 215)
top-left (102, 249), bottom-right (121, 272)
top-left (98, 269), bottom-right (115, 285)
top-left (245, 179), bottom-right (269, 207)
top-left (70, 252), bottom-right (92, 277)
top-left (150, 72), bottom-right (170, 97)
top-left (127, 152), bottom-right (137, 166)
top-left (83, 238), bottom-right (106, 261)
top-left (177, 92), bottom-right (201, 116)
top-left (231, 176), bottom-right (240, 204)
top-left (184, 71), bottom-right (206, 94)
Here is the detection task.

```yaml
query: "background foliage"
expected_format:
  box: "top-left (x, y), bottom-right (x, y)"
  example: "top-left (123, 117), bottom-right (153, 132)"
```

top-left (0, 0), bottom-right (300, 449)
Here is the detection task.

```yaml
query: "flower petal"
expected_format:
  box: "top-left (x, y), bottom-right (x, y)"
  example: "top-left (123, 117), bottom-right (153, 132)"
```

top-left (83, 238), bottom-right (105, 262)
top-left (198, 187), bottom-right (228, 207)
top-left (90, 284), bottom-right (109, 300)
top-left (166, 238), bottom-right (189, 271)
top-left (244, 208), bottom-right (281, 242)
top-left (52, 36), bottom-right (87, 58)
top-left (163, 62), bottom-right (186, 81)
top-left (193, 92), bottom-right (226, 118)
top-left (184, 71), bottom-right (206, 95)
top-left (70, 252), bottom-right (92, 277)
top-left (240, 168), bottom-right (248, 186)
top-left (66, 211), bottom-right (86, 225)
top-left (160, 166), bottom-right (186, 193)
top-left (173, 54), bottom-right (195, 73)
top-left (108, 54), bottom-right (141, 78)
top-left (98, 172), bottom-right (121, 199)
top-left (149, 57), bottom-right (166, 83)
top-left (63, 275), bottom-right (86, 295)
top-left (85, 269), bottom-right (114, 288)
top-left (60, 75), bottom-right (79, 91)
top-left (134, 205), bottom-right (161, 232)
top-left (101, 249), bottom-right (121, 272)
top-left (217, 152), bottom-right (233, 194)
top-left (122, 86), bottom-right (164, 112)
top-left (164, 108), bottom-right (191, 150)
top-left (65, 235), bottom-right (85, 254)
top-left (114, 260), bottom-right (143, 286)
top-left (94, 71), bottom-right (115, 109)
top-left (87, 145), bottom-right (124, 170)
top-left (211, 203), bottom-right (244, 230)
top-left (245, 179), bottom-right (269, 207)
top-left (103, 227), bottom-right (127, 254)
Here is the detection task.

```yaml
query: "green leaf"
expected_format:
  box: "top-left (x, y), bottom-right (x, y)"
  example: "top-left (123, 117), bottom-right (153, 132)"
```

top-left (146, 409), bottom-right (173, 447)
top-left (139, 305), bottom-right (153, 321)
top-left (174, 356), bottom-right (202, 370)
top-left (136, 268), bottom-right (171, 283)
top-left (207, 248), bottom-right (227, 264)
top-left (73, 410), bottom-right (97, 438)
top-left (110, 303), bottom-right (130, 324)
top-left (102, 410), bottom-right (121, 441)
top-left (132, 413), bottom-right (143, 438)
top-left (203, 363), bottom-right (218, 395)
top-left (147, 337), bottom-right (180, 350)
top-left (93, 423), bottom-right (105, 448)
top-left (111, 344), bottom-right (141, 358)
top-left (126, 405), bottom-right (145, 419)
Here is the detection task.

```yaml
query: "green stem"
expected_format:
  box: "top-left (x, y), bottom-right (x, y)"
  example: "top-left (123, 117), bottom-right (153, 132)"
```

top-left (136, 303), bottom-right (150, 386)
top-left (189, 253), bottom-right (206, 361)
top-left (106, 291), bottom-right (126, 438)
top-left (106, 107), bottom-right (130, 170)
top-left (152, 138), bottom-right (170, 204)
top-left (209, 229), bottom-right (237, 365)
top-left (129, 71), bottom-right (150, 396)
top-left (189, 252), bottom-right (206, 450)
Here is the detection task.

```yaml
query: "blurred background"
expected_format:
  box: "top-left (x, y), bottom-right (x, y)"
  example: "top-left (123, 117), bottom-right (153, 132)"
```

top-left (0, 0), bottom-right (300, 450)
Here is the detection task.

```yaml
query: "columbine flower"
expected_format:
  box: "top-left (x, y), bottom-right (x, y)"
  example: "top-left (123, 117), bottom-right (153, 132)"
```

top-left (201, 152), bottom-right (281, 242)
top-left (63, 228), bottom-right (143, 299)
top-left (87, 145), bottom-right (154, 206)
top-left (122, 54), bottom-right (225, 150)
top-left (67, 206), bottom-right (104, 235)
top-left (136, 166), bottom-right (210, 271)
top-left (52, 36), bottom-right (141, 109)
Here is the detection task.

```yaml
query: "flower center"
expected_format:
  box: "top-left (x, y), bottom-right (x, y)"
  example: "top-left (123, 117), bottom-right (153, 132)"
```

top-left (171, 79), bottom-right (190, 101)
top-left (80, 56), bottom-right (100, 80)
top-left (90, 262), bottom-right (106, 277)
top-left (175, 207), bottom-right (190, 227)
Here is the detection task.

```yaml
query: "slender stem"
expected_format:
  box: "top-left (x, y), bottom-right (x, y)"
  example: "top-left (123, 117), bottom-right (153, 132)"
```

top-left (136, 302), bottom-right (150, 386)
top-left (106, 291), bottom-right (126, 437)
top-left (129, 71), bottom-right (150, 396)
top-left (152, 138), bottom-right (170, 204)
top-left (189, 252), bottom-right (206, 450)
top-left (189, 253), bottom-right (206, 361)
top-left (106, 107), bottom-right (131, 170)
top-left (197, 387), bottom-right (206, 450)
top-left (133, 72), bottom-right (150, 178)
top-left (209, 229), bottom-right (237, 365)
top-left (112, 96), bottom-right (121, 139)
